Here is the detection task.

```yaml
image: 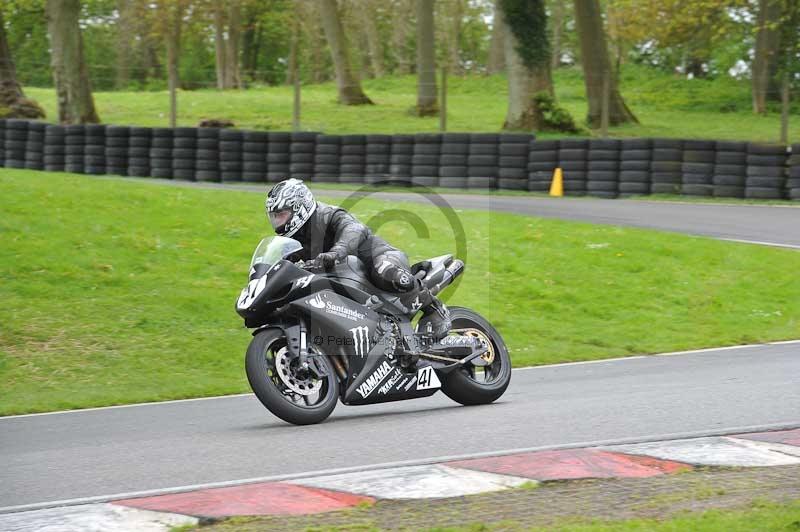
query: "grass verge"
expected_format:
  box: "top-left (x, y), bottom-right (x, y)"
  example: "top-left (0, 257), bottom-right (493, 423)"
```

top-left (1, 169), bottom-right (799, 414)
top-left (24, 65), bottom-right (799, 142)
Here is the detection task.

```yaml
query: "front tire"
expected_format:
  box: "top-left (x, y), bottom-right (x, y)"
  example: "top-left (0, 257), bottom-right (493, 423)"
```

top-left (245, 328), bottom-right (339, 425)
top-left (440, 307), bottom-right (511, 406)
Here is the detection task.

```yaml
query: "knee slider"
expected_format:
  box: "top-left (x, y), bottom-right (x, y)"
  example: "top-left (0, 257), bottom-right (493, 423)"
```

top-left (391, 268), bottom-right (415, 292)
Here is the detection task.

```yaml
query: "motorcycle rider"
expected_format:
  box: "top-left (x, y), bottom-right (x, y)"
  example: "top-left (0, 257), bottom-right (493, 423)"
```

top-left (266, 178), bottom-right (451, 340)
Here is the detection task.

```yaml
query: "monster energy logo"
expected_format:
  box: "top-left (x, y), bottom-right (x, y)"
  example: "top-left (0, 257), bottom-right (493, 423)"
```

top-left (349, 326), bottom-right (370, 357)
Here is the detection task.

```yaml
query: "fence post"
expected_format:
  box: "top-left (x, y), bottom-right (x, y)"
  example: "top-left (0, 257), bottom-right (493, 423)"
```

top-left (439, 66), bottom-right (447, 132)
top-left (780, 72), bottom-right (789, 145)
top-left (601, 69), bottom-right (610, 138)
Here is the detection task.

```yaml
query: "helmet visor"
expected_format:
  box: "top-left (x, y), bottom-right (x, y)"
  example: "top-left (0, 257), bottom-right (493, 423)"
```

top-left (269, 209), bottom-right (293, 231)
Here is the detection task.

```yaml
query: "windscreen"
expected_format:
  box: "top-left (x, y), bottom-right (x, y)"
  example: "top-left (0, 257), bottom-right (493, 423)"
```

top-left (249, 236), bottom-right (303, 268)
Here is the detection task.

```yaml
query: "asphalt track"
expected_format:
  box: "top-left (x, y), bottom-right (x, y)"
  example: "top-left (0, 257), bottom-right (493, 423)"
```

top-left (117, 177), bottom-right (800, 248)
top-left (2, 342), bottom-right (799, 511)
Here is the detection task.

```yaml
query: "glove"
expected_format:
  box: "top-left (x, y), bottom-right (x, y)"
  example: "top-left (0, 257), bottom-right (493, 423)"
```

top-left (312, 252), bottom-right (339, 270)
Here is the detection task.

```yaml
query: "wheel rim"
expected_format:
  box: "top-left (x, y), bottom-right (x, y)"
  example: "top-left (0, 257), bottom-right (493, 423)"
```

top-left (263, 339), bottom-right (333, 409)
top-left (450, 320), bottom-right (505, 385)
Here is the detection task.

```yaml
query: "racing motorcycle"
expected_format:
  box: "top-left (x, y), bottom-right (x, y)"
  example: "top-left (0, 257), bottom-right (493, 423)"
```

top-left (235, 236), bottom-right (511, 425)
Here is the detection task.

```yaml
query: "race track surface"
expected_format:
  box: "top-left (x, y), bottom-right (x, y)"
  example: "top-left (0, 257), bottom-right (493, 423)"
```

top-left (127, 178), bottom-right (800, 248)
top-left (2, 342), bottom-right (798, 511)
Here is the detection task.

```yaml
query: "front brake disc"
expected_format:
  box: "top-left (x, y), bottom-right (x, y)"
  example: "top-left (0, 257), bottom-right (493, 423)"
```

top-left (274, 348), bottom-right (323, 396)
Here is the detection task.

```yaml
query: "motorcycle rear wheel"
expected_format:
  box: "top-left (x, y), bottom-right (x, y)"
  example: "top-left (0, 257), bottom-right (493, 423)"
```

top-left (245, 328), bottom-right (339, 425)
top-left (440, 307), bottom-right (511, 406)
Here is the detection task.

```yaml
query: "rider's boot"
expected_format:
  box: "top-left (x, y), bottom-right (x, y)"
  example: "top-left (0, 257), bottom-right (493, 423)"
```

top-left (404, 286), bottom-right (452, 341)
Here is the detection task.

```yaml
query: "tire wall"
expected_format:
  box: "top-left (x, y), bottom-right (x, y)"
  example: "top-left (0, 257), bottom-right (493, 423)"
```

top-left (2, 120), bottom-right (796, 200)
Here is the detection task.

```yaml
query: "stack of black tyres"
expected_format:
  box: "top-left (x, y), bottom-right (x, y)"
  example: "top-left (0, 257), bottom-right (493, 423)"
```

top-left (365, 134), bottom-right (392, 185)
top-left (468, 133), bottom-right (498, 189)
top-left (242, 131), bottom-right (268, 182)
top-left (681, 140), bottom-right (715, 196)
top-left (340, 135), bottom-right (366, 184)
top-left (389, 134), bottom-right (413, 186)
top-left (149, 128), bottom-right (173, 178)
top-left (290, 132), bottom-right (316, 180)
top-left (788, 144), bottom-right (800, 200)
top-left (24, 121), bottom-right (45, 171)
top-left (127, 127), bottom-right (152, 177)
top-left (44, 125), bottom-right (66, 172)
top-left (439, 133), bottom-right (470, 188)
top-left (712, 141), bottom-right (747, 198)
top-left (411, 133), bottom-right (440, 187)
top-left (618, 138), bottom-right (651, 196)
top-left (558, 139), bottom-right (588, 196)
top-left (4, 119), bottom-right (28, 168)
top-left (105, 126), bottom-right (129, 176)
top-left (586, 139), bottom-right (620, 198)
top-left (650, 139), bottom-right (682, 194)
top-left (266, 132), bottom-right (290, 182)
top-left (195, 128), bottom-right (220, 182)
top-left (84, 124), bottom-right (106, 175)
top-left (64, 125), bottom-right (85, 174)
top-left (313, 135), bottom-right (340, 183)
top-left (527, 140), bottom-right (558, 192)
top-left (171, 127), bottom-right (197, 181)
top-left (745, 143), bottom-right (787, 199)
top-left (498, 134), bottom-right (532, 190)
top-left (219, 129), bottom-right (243, 182)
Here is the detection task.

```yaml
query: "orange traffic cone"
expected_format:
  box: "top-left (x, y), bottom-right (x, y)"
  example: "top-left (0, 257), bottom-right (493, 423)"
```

top-left (549, 167), bottom-right (564, 197)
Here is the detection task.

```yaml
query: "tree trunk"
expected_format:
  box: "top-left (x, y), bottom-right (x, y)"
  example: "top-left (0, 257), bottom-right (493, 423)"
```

top-left (416, 0), bottom-right (438, 115)
top-left (213, 2), bottom-right (227, 90)
top-left (224, 1), bottom-right (242, 89)
top-left (0, 10), bottom-right (45, 118)
top-left (447, 0), bottom-right (464, 74)
top-left (500, 3), bottom-right (550, 130)
top-left (572, 0), bottom-right (637, 127)
top-left (115, 0), bottom-right (135, 89)
top-left (550, 0), bottom-right (564, 70)
top-left (752, 0), bottom-right (782, 114)
top-left (45, 0), bottom-right (100, 124)
top-left (318, 0), bottom-right (373, 104)
top-left (357, 0), bottom-right (385, 77)
top-left (488, 2), bottom-right (506, 74)
top-left (163, 2), bottom-right (183, 127)
top-left (391, 0), bottom-right (414, 74)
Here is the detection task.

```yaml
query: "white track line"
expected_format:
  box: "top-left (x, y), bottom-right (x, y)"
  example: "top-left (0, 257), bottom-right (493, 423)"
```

top-left (1, 420), bottom-right (798, 515)
top-left (720, 238), bottom-right (800, 250)
top-left (3, 339), bottom-right (799, 419)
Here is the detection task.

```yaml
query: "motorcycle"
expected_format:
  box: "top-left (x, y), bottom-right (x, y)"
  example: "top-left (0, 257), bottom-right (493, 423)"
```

top-left (235, 236), bottom-right (511, 425)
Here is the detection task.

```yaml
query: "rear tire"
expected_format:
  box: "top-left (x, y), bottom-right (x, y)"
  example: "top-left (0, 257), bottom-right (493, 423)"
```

top-left (441, 307), bottom-right (511, 406)
top-left (245, 328), bottom-right (339, 425)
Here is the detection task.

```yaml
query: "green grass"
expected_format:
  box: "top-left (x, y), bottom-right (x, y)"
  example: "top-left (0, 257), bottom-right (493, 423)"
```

top-left (24, 65), bottom-right (799, 142)
top-left (430, 500), bottom-right (800, 532)
top-left (2, 169), bottom-right (800, 414)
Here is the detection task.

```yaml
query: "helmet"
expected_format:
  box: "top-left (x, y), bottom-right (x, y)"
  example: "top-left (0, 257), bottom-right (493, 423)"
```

top-left (265, 178), bottom-right (317, 237)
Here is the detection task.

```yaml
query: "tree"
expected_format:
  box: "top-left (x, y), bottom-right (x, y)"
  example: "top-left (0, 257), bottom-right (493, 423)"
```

top-left (0, 9), bottom-right (44, 119)
top-left (499, 0), bottom-right (553, 130)
top-left (45, 0), bottom-right (100, 124)
top-left (572, 0), bottom-right (637, 127)
top-left (752, 0), bottom-right (782, 113)
top-left (550, 0), bottom-right (565, 70)
top-left (355, 0), bottom-right (385, 77)
top-left (390, 0), bottom-right (414, 74)
top-left (213, 0), bottom-right (243, 89)
top-left (487, 2), bottom-right (507, 74)
top-left (318, 0), bottom-right (373, 104)
top-left (415, 0), bottom-right (437, 115)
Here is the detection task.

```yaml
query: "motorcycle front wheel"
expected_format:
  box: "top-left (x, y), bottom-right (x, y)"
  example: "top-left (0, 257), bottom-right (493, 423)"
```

top-left (440, 306), bottom-right (511, 406)
top-left (245, 328), bottom-right (339, 425)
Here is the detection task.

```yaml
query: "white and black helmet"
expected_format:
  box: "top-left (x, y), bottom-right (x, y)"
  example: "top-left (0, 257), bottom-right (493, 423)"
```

top-left (266, 178), bottom-right (317, 237)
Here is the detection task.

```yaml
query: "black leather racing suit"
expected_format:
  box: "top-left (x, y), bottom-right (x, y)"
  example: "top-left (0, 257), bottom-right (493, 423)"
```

top-left (292, 201), bottom-right (416, 293)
